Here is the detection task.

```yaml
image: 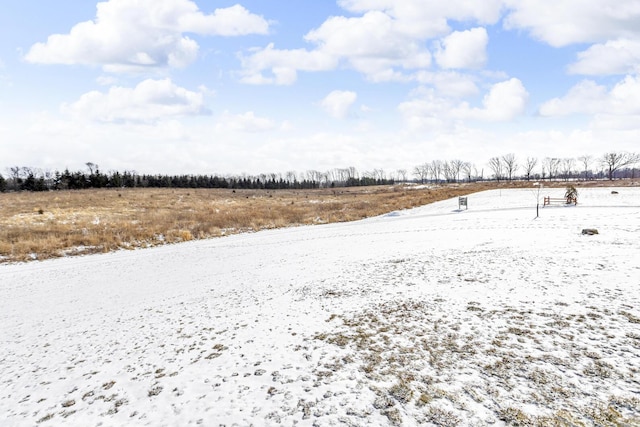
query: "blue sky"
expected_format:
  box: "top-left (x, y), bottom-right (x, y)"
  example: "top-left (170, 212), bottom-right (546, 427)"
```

top-left (1, 0), bottom-right (640, 176)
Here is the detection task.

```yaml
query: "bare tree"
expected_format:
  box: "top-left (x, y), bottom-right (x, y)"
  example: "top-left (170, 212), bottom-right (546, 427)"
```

top-left (21, 166), bottom-right (34, 179)
top-left (305, 170), bottom-right (323, 187)
top-left (550, 158), bottom-right (561, 180)
top-left (474, 165), bottom-right (484, 181)
top-left (340, 168), bottom-right (352, 184)
top-left (577, 155), bottom-right (592, 181)
top-left (285, 170), bottom-right (298, 185)
top-left (560, 158), bottom-right (575, 181)
top-left (542, 157), bottom-right (561, 181)
top-left (488, 157), bottom-right (503, 181)
top-left (462, 162), bottom-right (473, 182)
top-left (86, 162), bottom-right (97, 175)
top-left (326, 168), bottom-right (340, 186)
top-left (413, 164), bottom-right (428, 184)
top-left (347, 166), bottom-right (358, 181)
top-left (7, 166), bottom-right (21, 190)
top-left (8, 166), bottom-right (21, 180)
top-left (429, 160), bottom-right (443, 183)
top-left (600, 152), bottom-right (640, 180)
top-left (339, 168), bottom-right (349, 183)
top-left (373, 169), bottom-right (386, 181)
top-left (43, 169), bottom-right (55, 190)
top-left (523, 157), bottom-right (538, 181)
top-left (502, 153), bottom-right (518, 181)
top-left (450, 159), bottom-right (464, 182)
top-left (442, 161), bottom-right (456, 183)
top-left (396, 169), bottom-right (408, 183)
top-left (320, 171), bottom-right (330, 187)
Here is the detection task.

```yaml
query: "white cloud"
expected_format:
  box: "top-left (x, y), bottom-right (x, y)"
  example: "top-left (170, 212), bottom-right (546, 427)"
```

top-left (415, 71), bottom-right (479, 98)
top-left (540, 76), bottom-right (640, 119)
top-left (453, 78), bottom-right (529, 121)
top-left (503, 0), bottom-right (640, 47)
top-left (241, 11), bottom-right (432, 85)
top-left (177, 4), bottom-right (270, 36)
top-left (539, 80), bottom-right (608, 116)
top-left (239, 1), bottom-right (640, 84)
top-left (216, 111), bottom-right (277, 133)
top-left (62, 78), bottom-right (208, 122)
top-left (25, 0), bottom-right (269, 72)
top-left (397, 90), bottom-right (455, 131)
top-left (338, 0), bottom-right (503, 37)
top-left (96, 75), bottom-right (118, 86)
top-left (304, 11), bottom-right (429, 61)
top-left (239, 0), bottom-right (506, 84)
top-left (568, 39), bottom-right (640, 75)
top-left (501, 1), bottom-right (640, 79)
top-left (608, 76), bottom-right (640, 113)
top-left (399, 78), bottom-right (528, 130)
top-left (435, 28), bottom-right (489, 69)
top-left (319, 90), bottom-right (358, 119)
top-left (239, 44), bottom-right (337, 85)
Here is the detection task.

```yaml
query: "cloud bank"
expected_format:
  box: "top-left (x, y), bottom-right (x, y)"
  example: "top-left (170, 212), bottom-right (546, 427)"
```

top-left (25, 0), bottom-right (269, 72)
top-left (320, 91), bottom-right (358, 119)
top-left (62, 78), bottom-right (209, 122)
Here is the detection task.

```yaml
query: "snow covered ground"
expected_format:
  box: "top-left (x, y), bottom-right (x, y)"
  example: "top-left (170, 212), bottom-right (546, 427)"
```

top-left (1, 187), bottom-right (639, 426)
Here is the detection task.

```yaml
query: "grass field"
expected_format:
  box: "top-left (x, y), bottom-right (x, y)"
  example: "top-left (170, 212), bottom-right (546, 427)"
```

top-left (0, 180), bottom-right (632, 263)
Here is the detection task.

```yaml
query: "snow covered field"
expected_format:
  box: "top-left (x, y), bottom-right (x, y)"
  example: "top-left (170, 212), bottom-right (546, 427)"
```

top-left (1, 187), bottom-right (639, 426)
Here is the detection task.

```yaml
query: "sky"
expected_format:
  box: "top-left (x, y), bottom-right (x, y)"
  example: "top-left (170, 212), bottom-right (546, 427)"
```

top-left (1, 0), bottom-right (640, 176)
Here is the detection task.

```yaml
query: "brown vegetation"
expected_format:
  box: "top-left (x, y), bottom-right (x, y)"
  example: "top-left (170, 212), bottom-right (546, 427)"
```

top-left (0, 180), bottom-right (633, 263)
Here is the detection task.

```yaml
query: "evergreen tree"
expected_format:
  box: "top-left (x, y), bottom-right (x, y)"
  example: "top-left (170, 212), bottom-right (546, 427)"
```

top-left (21, 172), bottom-right (36, 191)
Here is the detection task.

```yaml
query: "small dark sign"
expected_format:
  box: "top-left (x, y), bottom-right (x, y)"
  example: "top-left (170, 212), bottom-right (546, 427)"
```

top-left (459, 197), bottom-right (468, 210)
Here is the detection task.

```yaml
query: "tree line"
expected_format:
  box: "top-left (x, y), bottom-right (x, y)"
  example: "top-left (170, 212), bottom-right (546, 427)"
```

top-left (1, 152), bottom-right (638, 193)
top-left (412, 152), bottom-right (639, 183)
top-left (0, 164), bottom-right (394, 192)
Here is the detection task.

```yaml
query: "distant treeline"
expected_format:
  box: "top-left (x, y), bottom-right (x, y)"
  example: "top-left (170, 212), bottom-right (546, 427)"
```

top-left (0, 167), bottom-right (394, 192)
top-left (2, 151), bottom-right (639, 193)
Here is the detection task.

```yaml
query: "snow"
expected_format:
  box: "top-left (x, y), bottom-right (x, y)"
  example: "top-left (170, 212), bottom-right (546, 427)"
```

top-left (1, 187), bottom-right (639, 426)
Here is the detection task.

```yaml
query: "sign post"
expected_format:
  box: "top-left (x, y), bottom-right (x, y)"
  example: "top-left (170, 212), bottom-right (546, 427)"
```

top-left (458, 196), bottom-right (468, 210)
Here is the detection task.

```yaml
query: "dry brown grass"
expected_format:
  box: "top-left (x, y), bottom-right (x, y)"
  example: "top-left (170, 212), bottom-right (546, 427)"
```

top-left (0, 180), bottom-right (632, 263)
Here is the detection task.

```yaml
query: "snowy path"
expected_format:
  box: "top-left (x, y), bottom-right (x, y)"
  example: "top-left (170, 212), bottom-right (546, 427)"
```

top-left (1, 187), bottom-right (639, 426)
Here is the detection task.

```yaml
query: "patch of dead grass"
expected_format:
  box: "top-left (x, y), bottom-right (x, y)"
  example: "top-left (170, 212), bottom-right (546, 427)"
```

top-left (0, 183), bottom-right (495, 263)
top-left (314, 297), bottom-right (640, 426)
